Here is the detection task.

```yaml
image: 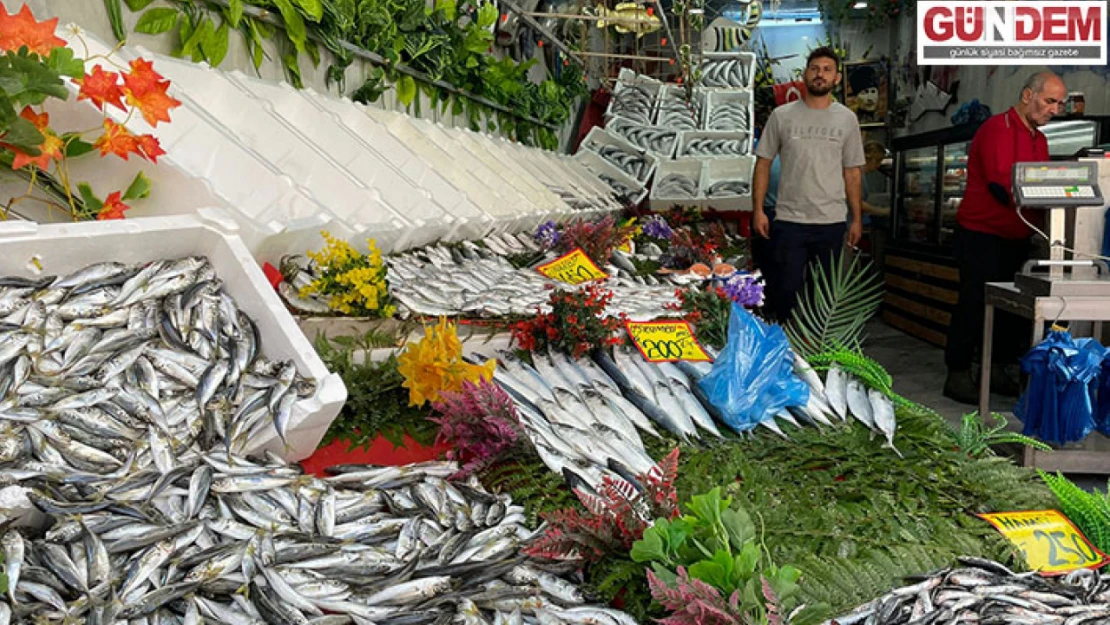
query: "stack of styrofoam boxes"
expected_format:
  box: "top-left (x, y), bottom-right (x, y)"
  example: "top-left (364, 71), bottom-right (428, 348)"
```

top-left (574, 126), bottom-right (659, 207)
top-left (692, 52), bottom-right (756, 210)
top-left (47, 30), bottom-right (349, 267)
top-left (649, 83), bottom-right (709, 209)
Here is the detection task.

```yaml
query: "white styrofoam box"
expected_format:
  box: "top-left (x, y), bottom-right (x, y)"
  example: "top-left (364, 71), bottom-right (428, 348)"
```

top-left (699, 52), bottom-right (757, 90)
top-left (360, 107), bottom-right (523, 233)
top-left (604, 116), bottom-right (679, 159)
top-left (0, 213), bottom-right (346, 461)
top-left (225, 72), bottom-right (463, 246)
top-left (132, 48), bottom-right (413, 253)
top-left (558, 154), bottom-right (629, 213)
top-left (414, 119), bottom-right (564, 230)
top-left (606, 70), bottom-right (663, 127)
top-left (676, 130), bottom-right (752, 159)
top-left (649, 158), bottom-right (707, 210)
top-left (50, 31), bottom-right (342, 266)
top-left (580, 127), bottom-right (659, 187)
top-left (463, 132), bottom-right (589, 219)
top-left (573, 150), bottom-right (647, 206)
top-left (704, 90), bottom-right (754, 133)
top-left (702, 156), bottom-right (756, 211)
top-left (503, 141), bottom-right (617, 214)
top-left (655, 84), bottom-right (705, 132)
top-left (302, 89), bottom-right (494, 241)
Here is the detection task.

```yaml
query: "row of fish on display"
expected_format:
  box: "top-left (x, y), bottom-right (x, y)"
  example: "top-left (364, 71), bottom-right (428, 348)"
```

top-left (826, 557), bottom-right (1110, 625)
top-left (0, 258), bottom-right (640, 624)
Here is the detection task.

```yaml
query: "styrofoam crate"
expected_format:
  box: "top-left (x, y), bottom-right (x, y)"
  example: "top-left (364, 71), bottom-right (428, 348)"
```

top-left (557, 154), bottom-right (630, 212)
top-left (0, 213), bottom-right (346, 461)
top-left (225, 72), bottom-right (463, 246)
top-left (573, 150), bottom-right (647, 206)
top-left (361, 108), bottom-right (524, 233)
top-left (301, 90), bottom-right (495, 241)
top-left (655, 85), bottom-right (704, 132)
top-left (702, 156), bottom-right (755, 211)
top-left (604, 117), bottom-right (679, 159)
top-left (676, 130), bottom-right (752, 159)
top-left (649, 158), bottom-right (707, 210)
top-left (698, 52), bottom-right (756, 90)
top-left (703, 90), bottom-right (754, 132)
top-left (580, 127), bottom-right (659, 187)
top-left (49, 31), bottom-right (348, 266)
top-left (132, 48), bottom-right (415, 252)
top-left (606, 71), bottom-right (662, 127)
top-left (465, 133), bottom-right (591, 219)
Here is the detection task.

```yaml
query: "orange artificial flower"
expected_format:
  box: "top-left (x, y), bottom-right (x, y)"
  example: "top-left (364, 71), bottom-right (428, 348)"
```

top-left (3, 106), bottom-right (62, 170)
top-left (0, 4), bottom-right (65, 55)
top-left (77, 65), bottom-right (126, 112)
top-left (121, 59), bottom-right (181, 127)
top-left (133, 134), bottom-right (165, 163)
top-left (96, 191), bottom-right (130, 220)
top-left (93, 119), bottom-right (140, 160)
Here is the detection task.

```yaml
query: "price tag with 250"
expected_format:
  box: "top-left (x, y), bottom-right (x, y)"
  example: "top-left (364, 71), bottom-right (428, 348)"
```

top-left (537, 248), bottom-right (609, 285)
top-left (625, 320), bottom-right (711, 363)
top-left (978, 509), bottom-right (1109, 575)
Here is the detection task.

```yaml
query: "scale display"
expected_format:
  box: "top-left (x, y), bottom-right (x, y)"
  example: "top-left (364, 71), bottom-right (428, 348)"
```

top-left (1012, 161), bottom-right (1104, 208)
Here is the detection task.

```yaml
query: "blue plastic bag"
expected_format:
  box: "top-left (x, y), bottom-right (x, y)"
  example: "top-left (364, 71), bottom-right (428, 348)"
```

top-left (1095, 350), bottom-right (1110, 436)
top-left (1015, 330), bottom-right (1106, 444)
top-left (698, 303), bottom-right (809, 433)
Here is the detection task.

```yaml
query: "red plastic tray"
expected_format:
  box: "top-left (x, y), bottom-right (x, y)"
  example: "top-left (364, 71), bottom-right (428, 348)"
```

top-left (300, 434), bottom-right (450, 476)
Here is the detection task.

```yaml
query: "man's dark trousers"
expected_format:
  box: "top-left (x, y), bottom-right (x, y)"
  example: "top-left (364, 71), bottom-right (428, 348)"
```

top-left (766, 220), bottom-right (847, 322)
top-left (944, 225), bottom-right (1033, 371)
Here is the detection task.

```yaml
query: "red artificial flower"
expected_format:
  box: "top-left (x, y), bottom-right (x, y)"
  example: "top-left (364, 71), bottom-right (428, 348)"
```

top-left (77, 65), bottom-right (126, 112)
top-left (121, 59), bottom-right (182, 127)
top-left (0, 5), bottom-right (65, 55)
top-left (133, 133), bottom-right (165, 163)
top-left (93, 119), bottom-right (141, 160)
top-left (2, 106), bottom-right (63, 170)
top-left (96, 191), bottom-right (130, 220)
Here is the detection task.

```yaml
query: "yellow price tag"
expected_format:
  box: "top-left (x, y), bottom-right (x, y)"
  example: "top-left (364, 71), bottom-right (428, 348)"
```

top-left (625, 320), bottom-right (711, 363)
top-left (978, 510), bottom-right (1109, 576)
top-left (537, 248), bottom-right (609, 285)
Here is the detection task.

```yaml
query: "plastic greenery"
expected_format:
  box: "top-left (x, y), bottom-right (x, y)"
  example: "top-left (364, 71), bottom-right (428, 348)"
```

top-left (300, 231), bottom-right (395, 317)
top-left (954, 413), bottom-right (1052, 459)
top-left (524, 448), bottom-right (680, 563)
top-left (430, 379), bottom-right (522, 478)
top-left (556, 215), bottom-right (638, 266)
top-left (1040, 471), bottom-right (1110, 554)
top-left (0, 5), bottom-right (179, 221)
top-left (313, 332), bottom-right (438, 449)
top-left (784, 254), bottom-right (884, 359)
top-left (665, 285), bottom-right (737, 350)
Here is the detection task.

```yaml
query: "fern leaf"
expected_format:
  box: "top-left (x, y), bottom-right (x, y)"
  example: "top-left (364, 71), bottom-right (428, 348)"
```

top-left (785, 253), bottom-right (883, 359)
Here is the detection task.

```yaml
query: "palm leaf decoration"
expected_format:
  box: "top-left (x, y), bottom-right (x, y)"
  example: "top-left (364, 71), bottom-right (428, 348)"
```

top-left (784, 253), bottom-right (884, 359)
top-left (953, 412), bottom-right (1051, 459)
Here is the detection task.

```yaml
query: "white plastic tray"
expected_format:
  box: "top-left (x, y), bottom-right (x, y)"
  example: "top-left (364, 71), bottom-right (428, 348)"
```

top-left (573, 150), bottom-right (647, 206)
top-left (704, 90), bottom-right (754, 133)
top-left (703, 156), bottom-right (755, 211)
top-left (580, 127), bottom-right (659, 186)
top-left (0, 213), bottom-right (346, 461)
top-left (676, 130), bottom-right (752, 158)
top-left (606, 70), bottom-right (662, 127)
top-left (655, 84), bottom-right (704, 131)
top-left (649, 158), bottom-right (707, 210)
top-left (699, 52), bottom-right (757, 90)
top-left (604, 117), bottom-right (679, 159)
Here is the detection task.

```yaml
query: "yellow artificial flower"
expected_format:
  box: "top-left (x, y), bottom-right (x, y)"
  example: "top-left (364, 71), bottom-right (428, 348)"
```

top-left (397, 317), bottom-right (495, 406)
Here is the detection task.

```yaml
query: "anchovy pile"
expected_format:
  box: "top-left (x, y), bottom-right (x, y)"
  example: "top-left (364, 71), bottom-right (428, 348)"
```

top-left (597, 173), bottom-right (640, 201)
top-left (826, 557), bottom-right (1110, 625)
top-left (795, 359), bottom-right (900, 456)
top-left (656, 89), bottom-right (701, 130)
top-left (655, 173), bottom-right (700, 199)
top-left (706, 181), bottom-right (751, 198)
top-left (592, 145), bottom-right (652, 182)
top-left (680, 137), bottom-right (749, 157)
top-left (608, 123), bottom-right (678, 157)
top-left (384, 244), bottom-right (681, 321)
top-left (700, 57), bottom-right (752, 88)
top-left (707, 101), bottom-right (751, 132)
top-left (609, 85), bottom-right (655, 126)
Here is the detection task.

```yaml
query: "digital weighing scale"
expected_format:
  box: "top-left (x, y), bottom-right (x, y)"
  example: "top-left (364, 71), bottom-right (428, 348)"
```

top-left (1009, 161), bottom-right (1110, 297)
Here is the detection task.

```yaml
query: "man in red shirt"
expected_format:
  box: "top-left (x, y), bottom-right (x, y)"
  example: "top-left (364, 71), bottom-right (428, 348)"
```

top-left (943, 71), bottom-right (1066, 404)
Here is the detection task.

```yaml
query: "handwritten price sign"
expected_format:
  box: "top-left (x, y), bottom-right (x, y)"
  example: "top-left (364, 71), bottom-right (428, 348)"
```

top-left (978, 510), bottom-right (1109, 575)
top-left (625, 321), bottom-right (711, 363)
top-left (537, 248), bottom-right (609, 285)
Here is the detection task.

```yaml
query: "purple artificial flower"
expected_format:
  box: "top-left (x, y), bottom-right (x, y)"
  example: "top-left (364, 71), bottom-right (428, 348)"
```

top-left (534, 220), bottom-right (560, 249)
top-left (642, 215), bottom-right (674, 240)
top-left (723, 271), bottom-right (765, 308)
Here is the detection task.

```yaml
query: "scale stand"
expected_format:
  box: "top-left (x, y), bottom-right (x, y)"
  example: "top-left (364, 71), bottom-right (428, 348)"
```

top-left (1014, 259), bottom-right (1110, 298)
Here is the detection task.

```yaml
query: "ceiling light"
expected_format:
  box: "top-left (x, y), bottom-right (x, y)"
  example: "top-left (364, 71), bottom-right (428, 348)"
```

top-left (853, 1), bottom-right (867, 7)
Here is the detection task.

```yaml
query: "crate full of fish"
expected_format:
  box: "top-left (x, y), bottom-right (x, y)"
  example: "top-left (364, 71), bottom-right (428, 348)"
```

top-left (655, 84), bottom-right (705, 132)
top-left (702, 156), bottom-right (756, 211)
top-left (698, 51), bottom-right (756, 89)
top-left (649, 158), bottom-right (707, 210)
top-left (704, 90), bottom-right (754, 133)
top-left (605, 70), bottom-right (664, 127)
top-left (677, 130), bottom-right (752, 159)
top-left (0, 213), bottom-right (347, 464)
top-left (573, 150), bottom-right (648, 206)
top-left (580, 127), bottom-right (659, 186)
top-left (604, 116), bottom-right (679, 159)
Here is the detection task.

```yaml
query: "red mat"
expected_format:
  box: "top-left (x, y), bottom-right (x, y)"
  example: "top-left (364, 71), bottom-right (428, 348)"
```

top-left (300, 434), bottom-right (450, 476)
